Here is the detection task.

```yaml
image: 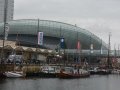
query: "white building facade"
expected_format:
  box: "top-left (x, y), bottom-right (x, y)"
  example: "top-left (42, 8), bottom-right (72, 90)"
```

top-left (0, 0), bottom-right (14, 23)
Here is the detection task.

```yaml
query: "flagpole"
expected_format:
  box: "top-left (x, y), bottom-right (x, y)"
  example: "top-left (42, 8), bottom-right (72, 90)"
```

top-left (59, 26), bottom-right (66, 66)
top-left (114, 44), bottom-right (116, 62)
top-left (107, 32), bottom-right (111, 69)
top-left (89, 36), bottom-right (92, 66)
top-left (100, 39), bottom-right (103, 60)
top-left (36, 19), bottom-right (39, 62)
top-left (58, 26), bottom-right (61, 65)
top-left (76, 31), bottom-right (78, 64)
top-left (63, 39), bottom-right (65, 66)
top-left (118, 44), bottom-right (120, 57)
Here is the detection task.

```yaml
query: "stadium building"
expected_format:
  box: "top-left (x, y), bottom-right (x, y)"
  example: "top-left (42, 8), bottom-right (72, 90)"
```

top-left (0, 19), bottom-right (109, 64)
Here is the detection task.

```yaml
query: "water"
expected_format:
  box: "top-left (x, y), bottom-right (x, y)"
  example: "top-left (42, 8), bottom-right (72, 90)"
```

top-left (0, 75), bottom-right (120, 90)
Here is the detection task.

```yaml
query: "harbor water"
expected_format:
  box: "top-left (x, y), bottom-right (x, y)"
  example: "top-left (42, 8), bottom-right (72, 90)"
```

top-left (0, 75), bottom-right (120, 90)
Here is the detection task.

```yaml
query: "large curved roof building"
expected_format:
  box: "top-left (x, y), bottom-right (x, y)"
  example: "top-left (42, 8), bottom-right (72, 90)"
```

top-left (0, 19), bottom-right (107, 50)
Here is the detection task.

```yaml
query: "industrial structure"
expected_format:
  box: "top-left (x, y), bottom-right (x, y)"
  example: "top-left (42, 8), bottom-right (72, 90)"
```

top-left (0, 0), bottom-right (14, 23)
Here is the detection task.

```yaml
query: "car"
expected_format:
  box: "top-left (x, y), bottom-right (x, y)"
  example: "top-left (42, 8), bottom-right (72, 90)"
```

top-left (7, 54), bottom-right (23, 64)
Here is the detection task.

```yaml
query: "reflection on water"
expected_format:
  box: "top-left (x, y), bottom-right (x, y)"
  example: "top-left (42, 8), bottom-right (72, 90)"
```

top-left (0, 75), bottom-right (120, 90)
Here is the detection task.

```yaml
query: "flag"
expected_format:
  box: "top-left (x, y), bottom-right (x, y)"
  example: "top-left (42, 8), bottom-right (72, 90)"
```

top-left (5, 23), bottom-right (9, 40)
top-left (38, 32), bottom-right (43, 45)
top-left (90, 44), bottom-right (93, 53)
top-left (60, 37), bottom-right (65, 49)
top-left (90, 44), bottom-right (93, 49)
top-left (77, 40), bottom-right (80, 50)
top-left (100, 47), bottom-right (103, 54)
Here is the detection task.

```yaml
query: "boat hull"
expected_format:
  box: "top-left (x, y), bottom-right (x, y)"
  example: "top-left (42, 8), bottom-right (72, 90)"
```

top-left (57, 72), bottom-right (90, 79)
top-left (26, 72), bottom-right (57, 78)
top-left (5, 71), bottom-right (24, 78)
top-left (89, 71), bottom-right (98, 75)
top-left (97, 69), bottom-right (111, 75)
top-left (112, 70), bottom-right (120, 74)
top-left (0, 73), bottom-right (6, 79)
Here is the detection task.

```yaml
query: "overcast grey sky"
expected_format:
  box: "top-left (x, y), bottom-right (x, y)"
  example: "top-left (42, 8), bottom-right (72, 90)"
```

top-left (14, 0), bottom-right (120, 49)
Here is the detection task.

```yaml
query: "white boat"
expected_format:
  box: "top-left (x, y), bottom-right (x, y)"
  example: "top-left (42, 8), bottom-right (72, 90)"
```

top-left (5, 53), bottom-right (24, 78)
top-left (5, 71), bottom-right (24, 78)
top-left (112, 69), bottom-right (120, 74)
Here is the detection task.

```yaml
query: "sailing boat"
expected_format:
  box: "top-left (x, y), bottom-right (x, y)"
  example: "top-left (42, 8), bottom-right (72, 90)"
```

top-left (4, 71), bottom-right (24, 78)
top-left (0, 66), bottom-right (6, 79)
top-left (0, 0), bottom-right (8, 79)
top-left (1, 0), bottom-right (24, 78)
top-left (4, 34), bottom-right (25, 78)
top-left (57, 31), bottom-right (90, 79)
top-left (4, 55), bottom-right (24, 78)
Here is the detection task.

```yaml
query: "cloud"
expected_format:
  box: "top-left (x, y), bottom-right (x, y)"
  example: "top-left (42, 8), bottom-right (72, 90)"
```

top-left (14, 0), bottom-right (120, 19)
top-left (14, 0), bottom-right (120, 49)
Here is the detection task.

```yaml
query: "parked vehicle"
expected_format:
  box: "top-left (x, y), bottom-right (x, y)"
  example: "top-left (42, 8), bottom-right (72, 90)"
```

top-left (7, 55), bottom-right (23, 64)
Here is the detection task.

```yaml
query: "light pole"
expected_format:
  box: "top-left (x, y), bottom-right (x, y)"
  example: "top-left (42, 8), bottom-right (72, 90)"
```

top-left (1, 0), bottom-right (8, 64)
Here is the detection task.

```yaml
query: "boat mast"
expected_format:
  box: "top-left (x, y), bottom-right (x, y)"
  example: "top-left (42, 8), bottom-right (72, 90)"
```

top-left (76, 31), bottom-right (78, 64)
top-left (1, 0), bottom-right (8, 64)
top-left (114, 44), bottom-right (116, 64)
top-left (76, 31), bottom-right (81, 65)
top-left (100, 39), bottom-right (103, 65)
top-left (100, 39), bottom-right (102, 54)
top-left (107, 32), bottom-right (111, 69)
top-left (58, 26), bottom-right (61, 65)
top-left (118, 44), bottom-right (120, 58)
top-left (89, 36), bottom-right (92, 65)
top-left (36, 19), bottom-right (39, 61)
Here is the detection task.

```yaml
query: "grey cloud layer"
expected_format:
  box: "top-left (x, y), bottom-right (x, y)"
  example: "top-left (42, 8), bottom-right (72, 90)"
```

top-left (14, 0), bottom-right (120, 49)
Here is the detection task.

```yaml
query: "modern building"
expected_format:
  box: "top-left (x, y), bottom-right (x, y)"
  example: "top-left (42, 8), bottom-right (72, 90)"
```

top-left (0, 0), bottom-right (14, 23)
top-left (0, 19), bottom-right (107, 50)
top-left (0, 19), bottom-right (111, 64)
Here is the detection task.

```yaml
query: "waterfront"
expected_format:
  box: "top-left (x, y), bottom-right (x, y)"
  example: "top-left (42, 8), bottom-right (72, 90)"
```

top-left (0, 75), bottom-right (120, 90)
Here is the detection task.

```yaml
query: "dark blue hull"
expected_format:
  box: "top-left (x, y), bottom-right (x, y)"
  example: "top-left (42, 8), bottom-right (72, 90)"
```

top-left (26, 72), bottom-right (57, 78)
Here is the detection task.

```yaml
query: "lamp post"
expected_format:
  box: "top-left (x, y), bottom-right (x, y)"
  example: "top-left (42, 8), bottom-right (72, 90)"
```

top-left (1, 0), bottom-right (8, 64)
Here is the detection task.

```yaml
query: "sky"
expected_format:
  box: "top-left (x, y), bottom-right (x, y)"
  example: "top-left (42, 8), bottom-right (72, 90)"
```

top-left (14, 0), bottom-right (120, 49)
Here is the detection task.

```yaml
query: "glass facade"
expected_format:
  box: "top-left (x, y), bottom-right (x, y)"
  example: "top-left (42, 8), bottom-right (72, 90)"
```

top-left (0, 0), bottom-right (14, 23)
top-left (0, 19), bottom-right (107, 50)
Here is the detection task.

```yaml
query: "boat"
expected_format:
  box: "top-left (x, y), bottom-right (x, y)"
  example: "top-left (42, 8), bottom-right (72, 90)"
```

top-left (88, 67), bottom-right (99, 75)
top-left (26, 65), bottom-right (60, 78)
top-left (4, 54), bottom-right (25, 78)
top-left (0, 72), bottom-right (6, 79)
top-left (89, 67), bottom-right (111, 75)
top-left (40, 65), bottom-right (59, 78)
top-left (4, 71), bottom-right (24, 78)
top-left (0, 65), bottom-right (6, 79)
top-left (111, 69), bottom-right (120, 74)
top-left (57, 67), bottom-right (90, 79)
top-left (4, 56), bottom-right (25, 78)
top-left (97, 68), bottom-right (110, 75)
